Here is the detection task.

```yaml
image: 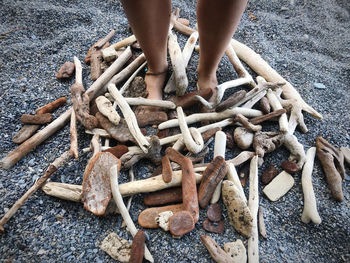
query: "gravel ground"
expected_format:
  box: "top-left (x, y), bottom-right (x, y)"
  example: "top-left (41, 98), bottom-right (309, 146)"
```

top-left (0, 0), bottom-right (349, 262)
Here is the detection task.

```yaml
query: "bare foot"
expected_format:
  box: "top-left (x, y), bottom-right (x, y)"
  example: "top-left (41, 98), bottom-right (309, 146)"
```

top-left (197, 70), bottom-right (218, 105)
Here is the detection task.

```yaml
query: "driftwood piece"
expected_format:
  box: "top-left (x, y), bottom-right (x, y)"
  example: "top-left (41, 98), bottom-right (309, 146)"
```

top-left (162, 155), bottom-right (173, 183)
top-left (156, 211), bottom-right (173, 231)
top-left (211, 131), bottom-right (227, 204)
top-left (253, 131), bottom-right (284, 158)
top-left (164, 31), bottom-right (198, 94)
top-left (13, 97), bottom-right (67, 144)
top-left (259, 96), bottom-right (271, 114)
top-left (69, 109), bottom-right (79, 159)
top-left (144, 188), bottom-right (182, 206)
top-left (95, 113), bottom-right (135, 144)
top-left (177, 107), bottom-right (204, 154)
top-left (86, 46), bottom-right (132, 100)
top-left (223, 240), bottom-right (247, 263)
top-left (102, 35), bottom-right (136, 62)
top-left (283, 133), bottom-right (306, 169)
top-left (234, 114), bottom-right (262, 132)
top-left (301, 147), bottom-right (322, 224)
top-left (266, 89), bottom-right (289, 133)
top-left (227, 151), bottom-right (255, 167)
top-left (222, 180), bottom-right (253, 237)
top-left (129, 230), bottom-right (146, 263)
top-left (82, 152), bottom-right (119, 215)
top-left (96, 96), bottom-right (121, 125)
top-left (258, 206), bottom-right (267, 238)
top-left (231, 39), bottom-right (322, 119)
top-left (19, 113), bottom-right (53, 125)
top-left (139, 204), bottom-right (183, 229)
top-left (316, 136), bottom-right (345, 202)
top-left (109, 164), bottom-right (154, 263)
top-left (71, 57), bottom-right (98, 130)
top-left (0, 151), bottom-right (71, 232)
top-left (85, 29), bottom-right (115, 63)
top-left (234, 127), bottom-right (254, 150)
top-left (248, 156), bottom-right (259, 263)
top-left (168, 30), bottom-right (188, 96)
top-left (56, 61), bottom-right (75, 79)
top-left (215, 90), bottom-right (247, 112)
top-left (169, 210), bottom-right (195, 237)
top-left (108, 83), bottom-right (150, 153)
top-left (198, 156), bottom-right (227, 208)
top-left (0, 108), bottom-right (72, 169)
top-left (90, 51), bottom-right (103, 81)
top-left (126, 97), bottom-right (176, 109)
top-left (200, 235), bottom-right (233, 263)
top-left (250, 109), bottom-right (286, 125)
top-left (226, 163), bottom-right (247, 203)
top-left (159, 107), bottom-right (262, 130)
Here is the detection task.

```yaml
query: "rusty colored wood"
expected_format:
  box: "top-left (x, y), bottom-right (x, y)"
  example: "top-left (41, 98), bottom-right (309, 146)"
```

top-left (162, 155), bottom-right (173, 183)
top-left (250, 109), bottom-right (287, 125)
top-left (138, 204), bottom-right (183, 228)
top-left (129, 230), bottom-right (145, 263)
top-left (143, 187), bottom-right (183, 206)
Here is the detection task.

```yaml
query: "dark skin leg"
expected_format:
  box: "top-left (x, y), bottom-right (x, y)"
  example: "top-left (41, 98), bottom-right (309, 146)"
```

top-left (120, 0), bottom-right (171, 100)
top-left (197, 0), bottom-right (248, 92)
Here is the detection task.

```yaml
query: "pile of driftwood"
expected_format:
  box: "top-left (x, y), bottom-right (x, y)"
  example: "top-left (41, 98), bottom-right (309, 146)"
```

top-left (0, 9), bottom-right (349, 263)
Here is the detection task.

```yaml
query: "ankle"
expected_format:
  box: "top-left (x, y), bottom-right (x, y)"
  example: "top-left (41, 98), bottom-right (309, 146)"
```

top-left (197, 69), bottom-right (218, 91)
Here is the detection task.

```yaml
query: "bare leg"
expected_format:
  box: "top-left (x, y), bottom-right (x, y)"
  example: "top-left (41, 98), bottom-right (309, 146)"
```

top-left (197, 0), bottom-right (248, 91)
top-left (120, 0), bottom-right (171, 100)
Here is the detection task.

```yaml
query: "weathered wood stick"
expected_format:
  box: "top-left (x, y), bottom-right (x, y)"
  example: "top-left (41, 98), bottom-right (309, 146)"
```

top-left (86, 46), bottom-right (132, 101)
top-left (95, 29), bottom-right (115, 49)
top-left (85, 29), bottom-right (115, 63)
top-left (164, 31), bottom-right (198, 94)
top-left (20, 113), bottom-right (53, 125)
top-left (0, 151), bottom-right (71, 232)
top-left (168, 30), bottom-right (188, 96)
top-left (210, 131), bottom-right (227, 204)
top-left (90, 51), bottom-right (103, 81)
top-left (108, 83), bottom-right (150, 153)
top-left (69, 109), bottom-right (78, 159)
top-left (173, 20), bottom-right (195, 36)
top-left (43, 171), bottom-right (203, 201)
top-left (125, 97), bottom-right (176, 109)
top-left (226, 163), bottom-right (247, 203)
top-left (301, 147), bottom-right (321, 224)
top-left (250, 109), bottom-right (287, 125)
top-left (109, 163), bottom-right (154, 263)
top-left (0, 108), bottom-right (72, 170)
top-left (110, 35), bottom-right (136, 51)
top-left (231, 39), bottom-right (322, 119)
top-left (248, 155), bottom-right (259, 263)
top-left (266, 89), bottom-right (289, 133)
top-left (13, 97), bottom-right (67, 144)
top-left (158, 107), bottom-right (262, 130)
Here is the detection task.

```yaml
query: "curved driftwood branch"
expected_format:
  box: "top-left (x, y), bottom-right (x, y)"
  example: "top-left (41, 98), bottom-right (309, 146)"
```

top-left (108, 83), bottom-right (150, 153)
top-left (231, 39), bottom-right (322, 119)
top-left (159, 108), bottom-right (262, 130)
top-left (248, 155), bottom-right (259, 263)
top-left (301, 147), bottom-right (321, 224)
top-left (109, 163), bottom-right (154, 263)
top-left (177, 107), bottom-right (204, 154)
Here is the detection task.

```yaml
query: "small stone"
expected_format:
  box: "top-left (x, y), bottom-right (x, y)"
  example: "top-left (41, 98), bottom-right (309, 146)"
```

top-left (313, 82), bottom-right (326, 89)
top-left (203, 219), bottom-right (224, 234)
top-left (56, 62), bottom-right (75, 79)
top-left (263, 171), bottom-right (295, 201)
top-left (37, 249), bottom-right (48, 255)
top-left (28, 158), bottom-right (35, 166)
top-left (207, 203), bottom-right (222, 222)
top-left (281, 160), bottom-right (300, 174)
top-left (223, 239), bottom-right (247, 263)
top-left (261, 165), bottom-right (278, 185)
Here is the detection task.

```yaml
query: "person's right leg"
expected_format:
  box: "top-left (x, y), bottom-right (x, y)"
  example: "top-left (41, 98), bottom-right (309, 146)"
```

top-left (120, 0), bottom-right (171, 100)
top-left (196, 0), bottom-right (247, 92)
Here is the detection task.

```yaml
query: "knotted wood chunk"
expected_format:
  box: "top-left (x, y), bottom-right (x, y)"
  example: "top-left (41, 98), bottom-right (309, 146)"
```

top-left (316, 136), bottom-right (345, 202)
top-left (71, 83), bottom-right (98, 130)
top-left (169, 210), bottom-right (195, 237)
top-left (222, 180), bottom-right (253, 238)
top-left (253, 131), bottom-right (284, 158)
top-left (82, 152), bottom-right (120, 215)
top-left (129, 230), bottom-right (146, 263)
top-left (198, 156), bottom-right (227, 208)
